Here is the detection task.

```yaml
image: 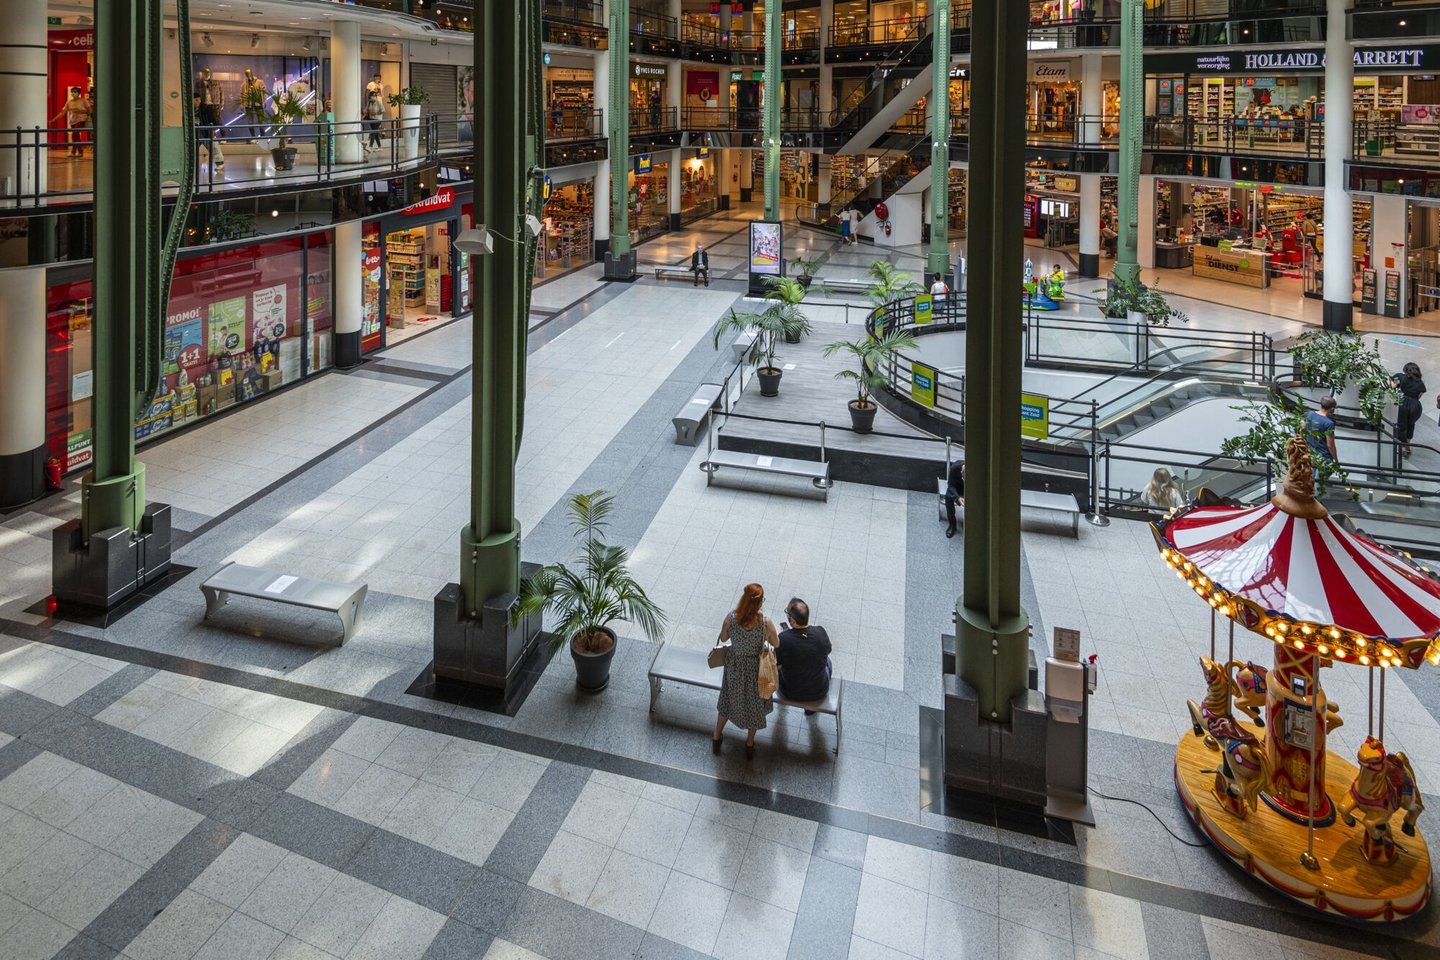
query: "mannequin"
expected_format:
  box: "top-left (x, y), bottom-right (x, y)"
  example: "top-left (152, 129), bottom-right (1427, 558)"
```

top-left (241, 67), bottom-right (267, 141)
top-left (196, 68), bottom-right (225, 168)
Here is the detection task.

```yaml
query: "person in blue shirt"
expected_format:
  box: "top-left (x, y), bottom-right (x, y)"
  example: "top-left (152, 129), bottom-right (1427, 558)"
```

top-left (1303, 397), bottom-right (1338, 464)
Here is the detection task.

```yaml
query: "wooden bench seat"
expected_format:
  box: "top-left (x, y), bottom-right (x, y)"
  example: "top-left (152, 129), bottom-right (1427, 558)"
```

top-left (647, 643), bottom-right (842, 753)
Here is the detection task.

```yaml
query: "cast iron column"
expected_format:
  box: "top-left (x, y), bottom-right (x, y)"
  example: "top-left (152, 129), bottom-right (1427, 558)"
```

top-left (762, 0), bottom-right (781, 222)
top-left (604, 0), bottom-right (636, 279)
top-left (957, 0), bottom-right (1030, 720)
top-left (1322, 0), bottom-right (1354, 331)
top-left (1113, 0), bottom-right (1141, 285)
top-left (927, 0), bottom-right (951, 280)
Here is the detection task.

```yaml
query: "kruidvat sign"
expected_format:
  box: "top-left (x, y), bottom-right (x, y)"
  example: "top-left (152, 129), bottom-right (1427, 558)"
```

top-left (1149, 45), bottom-right (1437, 74)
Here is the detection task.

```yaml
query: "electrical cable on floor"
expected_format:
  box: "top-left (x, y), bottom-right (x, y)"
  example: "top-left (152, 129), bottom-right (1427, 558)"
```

top-left (1087, 787), bottom-right (1209, 847)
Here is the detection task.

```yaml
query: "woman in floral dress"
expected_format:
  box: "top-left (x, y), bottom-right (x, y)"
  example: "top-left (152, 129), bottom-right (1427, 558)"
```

top-left (713, 583), bottom-right (777, 758)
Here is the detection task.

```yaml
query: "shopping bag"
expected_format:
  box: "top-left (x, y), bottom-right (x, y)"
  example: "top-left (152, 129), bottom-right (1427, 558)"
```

top-left (757, 645), bottom-right (778, 698)
top-left (707, 645), bottom-right (727, 669)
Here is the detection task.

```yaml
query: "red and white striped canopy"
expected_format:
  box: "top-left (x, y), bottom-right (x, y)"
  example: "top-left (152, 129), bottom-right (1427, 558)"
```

top-left (1155, 500), bottom-right (1440, 667)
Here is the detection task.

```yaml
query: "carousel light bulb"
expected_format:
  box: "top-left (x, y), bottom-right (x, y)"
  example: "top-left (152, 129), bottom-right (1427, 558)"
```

top-left (1301, 626), bottom-right (1313, 635)
top-left (1360, 655), bottom-right (1371, 665)
top-left (1293, 639), bottom-right (1305, 650)
top-left (1355, 637), bottom-right (1366, 648)
top-left (1335, 649), bottom-right (1346, 659)
top-left (1265, 627), bottom-right (1276, 638)
top-left (1317, 644), bottom-right (1328, 655)
top-left (1329, 628), bottom-right (1340, 639)
top-left (1276, 623), bottom-right (1289, 633)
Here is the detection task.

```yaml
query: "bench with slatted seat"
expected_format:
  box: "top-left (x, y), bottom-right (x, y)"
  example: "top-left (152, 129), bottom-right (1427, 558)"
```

top-left (673, 382), bottom-right (725, 445)
top-left (647, 643), bottom-right (843, 753)
top-left (701, 448), bottom-right (830, 500)
top-left (200, 561), bottom-right (367, 644)
top-left (933, 478), bottom-right (1080, 537)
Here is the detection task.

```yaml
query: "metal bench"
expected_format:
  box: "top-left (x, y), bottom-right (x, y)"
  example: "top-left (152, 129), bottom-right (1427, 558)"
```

top-left (730, 332), bottom-right (757, 364)
top-left (656, 264), bottom-right (706, 284)
top-left (647, 643), bottom-right (843, 753)
top-left (935, 479), bottom-right (1081, 537)
top-left (701, 448), bottom-right (831, 500)
top-left (200, 561), bottom-right (367, 644)
top-left (673, 382), bottom-right (725, 445)
top-left (814, 276), bottom-right (869, 294)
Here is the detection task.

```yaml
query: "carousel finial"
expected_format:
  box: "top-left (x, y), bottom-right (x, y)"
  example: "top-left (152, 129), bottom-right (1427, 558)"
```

top-left (1272, 433), bottom-right (1329, 520)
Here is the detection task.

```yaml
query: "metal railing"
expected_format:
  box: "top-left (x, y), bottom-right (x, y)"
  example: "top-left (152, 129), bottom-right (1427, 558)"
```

top-left (543, 0), bottom-right (604, 25)
top-left (1, 115), bottom-right (439, 208)
top-left (679, 107), bottom-right (833, 132)
top-left (828, 18), bottom-right (927, 47)
top-left (630, 105), bottom-right (679, 134)
top-left (545, 108), bottom-right (605, 141)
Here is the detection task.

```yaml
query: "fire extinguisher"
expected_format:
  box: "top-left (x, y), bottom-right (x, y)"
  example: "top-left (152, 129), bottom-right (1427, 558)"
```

top-left (44, 457), bottom-right (62, 490)
top-left (873, 201), bottom-right (892, 237)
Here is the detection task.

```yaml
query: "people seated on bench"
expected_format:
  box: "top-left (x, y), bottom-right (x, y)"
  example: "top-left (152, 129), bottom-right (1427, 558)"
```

top-left (945, 460), bottom-right (965, 540)
top-left (712, 582), bottom-right (778, 759)
top-left (691, 243), bottom-right (710, 287)
top-left (776, 598), bottom-right (832, 715)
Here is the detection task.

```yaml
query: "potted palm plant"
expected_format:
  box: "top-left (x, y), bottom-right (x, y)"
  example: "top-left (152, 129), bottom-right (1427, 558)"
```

top-left (713, 291), bottom-right (808, 397)
top-left (823, 328), bottom-right (919, 432)
top-left (388, 84), bottom-right (430, 160)
top-left (864, 260), bottom-right (923, 311)
top-left (789, 254), bottom-right (822, 287)
top-left (763, 276), bottom-right (814, 344)
top-left (1288, 329), bottom-right (1398, 425)
top-left (1096, 275), bottom-right (1187, 326)
top-left (266, 92), bottom-right (306, 171)
top-left (513, 490), bottom-right (666, 692)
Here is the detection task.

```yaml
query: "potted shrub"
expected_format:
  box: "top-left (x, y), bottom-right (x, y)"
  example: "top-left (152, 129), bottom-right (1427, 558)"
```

top-left (823, 328), bottom-right (919, 432)
top-left (864, 260), bottom-right (922, 311)
top-left (1096, 275), bottom-right (1187, 326)
top-left (714, 290), bottom-right (807, 397)
top-left (513, 490), bottom-right (666, 692)
top-left (763, 276), bottom-right (814, 344)
top-left (1221, 399), bottom-right (1349, 496)
top-left (266, 92), bottom-right (306, 171)
top-left (1288, 329), bottom-right (1399, 425)
top-left (789, 254), bottom-right (822, 287)
top-left (388, 84), bottom-right (430, 159)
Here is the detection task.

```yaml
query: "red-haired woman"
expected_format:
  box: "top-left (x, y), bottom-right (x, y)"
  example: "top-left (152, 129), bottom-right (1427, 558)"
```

top-left (713, 583), bottom-right (778, 758)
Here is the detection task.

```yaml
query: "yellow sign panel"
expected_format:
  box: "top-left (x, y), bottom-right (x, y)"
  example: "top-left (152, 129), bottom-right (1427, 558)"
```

top-left (914, 295), bottom-right (934, 325)
top-left (1020, 392), bottom-right (1049, 439)
top-left (911, 361), bottom-right (937, 408)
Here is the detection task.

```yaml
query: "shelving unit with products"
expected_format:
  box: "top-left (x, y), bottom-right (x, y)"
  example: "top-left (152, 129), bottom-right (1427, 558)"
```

top-left (385, 230), bottom-right (427, 321)
top-left (547, 77), bottom-right (595, 114)
top-left (946, 168), bottom-right (966, 237)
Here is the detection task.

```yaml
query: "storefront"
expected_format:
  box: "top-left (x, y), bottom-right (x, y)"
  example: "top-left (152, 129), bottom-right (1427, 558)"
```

top-left (1024, 172), bottom-right (1083, 249)
top-left (539, 174), bottom-right (597, 275)
top-left (372, 187), bottom-right (473, 350)
top-left (680, 150), bottom-right (719, 222)
top-left (48, 28), bottom-right (94, 148)
top-left (631, 61), bottom-right (669, 131)
top-left (780, 150), bottom-right (816, 202)
top-left (630, 154), bottom-right (670, 242)
top-left (546, 62), bottom-right (595, 138)
top-left (44, 233), bottom-right (334, 474)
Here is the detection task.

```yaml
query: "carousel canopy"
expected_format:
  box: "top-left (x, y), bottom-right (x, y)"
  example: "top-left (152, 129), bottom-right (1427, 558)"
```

top-left (1153, 437), bottom-right (1440, 669)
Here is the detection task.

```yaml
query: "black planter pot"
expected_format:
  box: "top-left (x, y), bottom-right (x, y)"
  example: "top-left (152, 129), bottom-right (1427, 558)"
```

top-left (571, 626), bottom-right (617, 692)
top-left (849, 400), bottom-right (877, 433)
top-left (784, 330), bottom-right (801, 344)
top-left (271, 147), bottom-right (298, 171)
top-left (757, 367), bottom-right (783, 397)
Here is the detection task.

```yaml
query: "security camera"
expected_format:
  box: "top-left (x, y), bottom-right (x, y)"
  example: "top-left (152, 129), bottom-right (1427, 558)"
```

top-left (455, 227), bottom-right (493, 256)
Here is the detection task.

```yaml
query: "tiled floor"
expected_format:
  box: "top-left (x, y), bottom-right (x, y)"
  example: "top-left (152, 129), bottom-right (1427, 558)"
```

top-left (1, 216), bottom-right (1438, 959)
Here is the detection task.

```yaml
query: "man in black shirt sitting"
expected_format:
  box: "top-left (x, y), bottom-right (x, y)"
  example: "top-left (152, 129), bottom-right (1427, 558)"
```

top-left (944, 460), bottom-right (965, 539)
top-left (775, 598), bottom-right (832, 712)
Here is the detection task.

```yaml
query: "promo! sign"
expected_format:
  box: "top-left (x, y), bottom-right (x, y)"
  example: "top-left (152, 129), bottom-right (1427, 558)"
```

top-left (400, 186), bottom-right (456, 216)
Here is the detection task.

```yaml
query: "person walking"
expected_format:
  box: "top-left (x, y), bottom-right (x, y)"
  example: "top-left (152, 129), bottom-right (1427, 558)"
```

top-left (1395, 362), bottom-right (1427, 459)
top-left (1304, 397), bottom-right (1339, 465)
top-left (712, 583), bottom-right (777, 759)
top-left (364, 90), bottom-right (386, 151)
top-left (839, 206), bottom-right (852, 244)
top-left (52, 87), bottom-right (92, 158)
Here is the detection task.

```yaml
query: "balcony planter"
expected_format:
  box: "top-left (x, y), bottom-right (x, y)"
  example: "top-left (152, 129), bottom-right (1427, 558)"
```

top-left (757, 367), bottom-right (783, 396)
top-left (847, 399), bottom-right (878, 433)
top-left (389, 86), bottom-right (430, 161)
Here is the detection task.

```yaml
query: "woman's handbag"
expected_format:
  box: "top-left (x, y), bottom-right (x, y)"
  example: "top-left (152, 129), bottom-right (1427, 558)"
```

top-left (707, 644), bottom-right (727, 669)
top-left (757, 644), bottom-right (778, 699)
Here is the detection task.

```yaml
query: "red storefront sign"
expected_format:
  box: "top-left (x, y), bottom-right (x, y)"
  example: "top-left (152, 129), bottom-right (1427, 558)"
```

top-left (49, 29), bottom-right (95, 50)
top-left (400, 186), bottom-right (456, 217)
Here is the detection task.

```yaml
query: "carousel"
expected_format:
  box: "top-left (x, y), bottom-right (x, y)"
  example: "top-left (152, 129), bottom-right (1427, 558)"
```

top-left (1153, 436), bottom-right (1440, 921)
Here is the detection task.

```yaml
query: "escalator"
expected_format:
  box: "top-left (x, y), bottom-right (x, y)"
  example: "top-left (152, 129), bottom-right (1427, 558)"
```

top-left (826, 25), bottom-right (936, 155)
top-left (797, 134), bottom-right (931, 232)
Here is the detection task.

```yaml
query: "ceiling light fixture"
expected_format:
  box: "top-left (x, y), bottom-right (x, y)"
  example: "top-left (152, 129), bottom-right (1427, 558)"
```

top-left (251, 33), bottom-right (260, 47)
top-left (202, 32), bottom-right (214, 46)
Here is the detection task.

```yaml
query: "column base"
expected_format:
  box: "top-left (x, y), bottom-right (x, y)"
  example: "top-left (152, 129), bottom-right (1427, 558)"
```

top-left (603, 250), bottom-right (638, 283)
top-left (740, 188), bottom-right (753, 202)
top-left (335, 331), bottom-right (362, 369)
top-left (593, 237), bottom-right (609, 261)
top-left (668, 213), bottom-right (681, 231)
top-left (51, 504), bottom-right (173, 610)
top-left (1322, 298), bottom-right (1354, 332)
top-left (942, 671), bottom-right (1049, 806)
top-left (0, 444), bottom-right (46, 510)
top-left (432, 565), bottom-right (547, 716)
top-left (1078, 252), bottom-right (1100, 279)
top-left (720, 195), bottom-right (731, 211)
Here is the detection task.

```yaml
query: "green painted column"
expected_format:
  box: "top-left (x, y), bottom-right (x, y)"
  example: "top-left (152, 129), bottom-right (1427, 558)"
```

top-left (958, 0), bottom-right (1030, 721)
top-left (608, 0), bottom-right (632, 263)
top-left (927, 0), bottom-right (951, 280)
top-left (1113, 0), bottom-right (1142, 285)
top-left (459, 0), bottom-right (541, 612)
top-left (762, 0), bottom-right (781, 221)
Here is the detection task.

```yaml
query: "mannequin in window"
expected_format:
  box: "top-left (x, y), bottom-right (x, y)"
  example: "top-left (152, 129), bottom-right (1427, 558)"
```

top-left (240, 68), bottom-right (267, 141)
top-left (197, 68), bottom-right (225, 167)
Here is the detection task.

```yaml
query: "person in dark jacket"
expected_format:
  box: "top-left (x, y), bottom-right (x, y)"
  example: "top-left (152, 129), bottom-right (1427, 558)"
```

top-left (1395, 362), bottom-right (1427, 459)
top-left (691, 243), bottom-right (710, 286)
top-left (944, 460), bottom-right (965, 539)
top-left (775, 598), bottom-right (832, 712)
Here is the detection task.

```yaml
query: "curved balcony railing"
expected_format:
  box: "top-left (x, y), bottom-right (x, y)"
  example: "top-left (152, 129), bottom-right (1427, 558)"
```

top-left (0, 115), bottom-right (440, 210)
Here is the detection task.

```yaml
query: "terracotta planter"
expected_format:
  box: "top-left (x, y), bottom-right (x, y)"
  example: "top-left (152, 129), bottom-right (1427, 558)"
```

top-left (757, 367), bottom-right (783, 397)
top-left (571, 626), bottom-right (617, 692)
top-left (848, 399), bottom-right (877, 433)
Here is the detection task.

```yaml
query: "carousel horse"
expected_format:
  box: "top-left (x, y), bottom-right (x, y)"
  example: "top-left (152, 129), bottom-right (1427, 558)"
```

top-left (1227, 659), bottom-right (1269, 727)
top-left (1338, 737), bottom-right (1424, 865)
top-left (1186, 656), bottom-right (1273, 817)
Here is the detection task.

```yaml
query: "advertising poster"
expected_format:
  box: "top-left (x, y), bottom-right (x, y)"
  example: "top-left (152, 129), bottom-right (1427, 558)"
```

top-left (749, 221), bottom-right (781, 274)
top-left (66, 430), bottom-right (93, 471)
top-left (910, 361), bottom-right (937, 409)
top-left (914, 295), bottom-right (934, 325)
top-left (251, 283), bottom-right (288, 342)
top-left (164, 305), bottom-right (205, 377)
top-left (1021, 392), bottom-right (1051, 440)
top-left (208, 296), bottom-right (247, 357)
top-left (361, 250), bottom-right (383, 342)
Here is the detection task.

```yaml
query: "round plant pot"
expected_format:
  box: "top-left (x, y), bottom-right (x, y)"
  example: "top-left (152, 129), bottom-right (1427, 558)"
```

top-left (757, 367), bottom-right (783, 397)
top-left (784, 329), bottom-right (802, 344)
top-left (848, 399), bottom-right (877, 433)
top-left (271, 146), bottom-right (297, 171)
top-left (400, 103), bottom-right (422, 160)
top-left (571, 626), bottom-right (617, 692)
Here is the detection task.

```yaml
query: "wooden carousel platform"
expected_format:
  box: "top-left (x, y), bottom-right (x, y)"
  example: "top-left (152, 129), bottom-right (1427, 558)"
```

top-left (1175, 731), bottom-right (1432, 921)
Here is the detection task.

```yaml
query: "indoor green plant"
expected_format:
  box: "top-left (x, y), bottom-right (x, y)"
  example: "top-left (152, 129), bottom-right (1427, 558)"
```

top-left (864, 260), bottom-right (922, 311)
top-left (513, 490), bottom-right (666, 692)
top-left (1220, 399), bottom-right (1349, 495)
top-left (1095, 275), bottom-right (1188, 327)
top-left (387, 85), bottom-right (431, 108)
top-left (713, 287), bottom-right (808, 396)
top-left (823, 327), bottom-right (919, 432)
top-left (789, 254), bottom-right (822, 287)
top-left (763, 276), bottom-right (815, 344)
top-left (1288, 329), bottom-right (1398, 425)
top-left (266, 92), bottom-right (306, 171)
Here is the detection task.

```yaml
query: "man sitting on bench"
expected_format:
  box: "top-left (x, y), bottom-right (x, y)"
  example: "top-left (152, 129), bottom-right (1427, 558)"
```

top-left (776, 598), bottom-right (832, 714)
top-left (691, 243), bottom-right (710, 287)
top-left (945, 460), bottom-right (965, 540)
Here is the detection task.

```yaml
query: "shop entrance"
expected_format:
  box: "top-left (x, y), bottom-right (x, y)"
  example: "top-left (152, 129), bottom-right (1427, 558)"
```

top-left (538, 179), bottom-right (596, 278)
top-left (384, 221), bottom-right (457, 343)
